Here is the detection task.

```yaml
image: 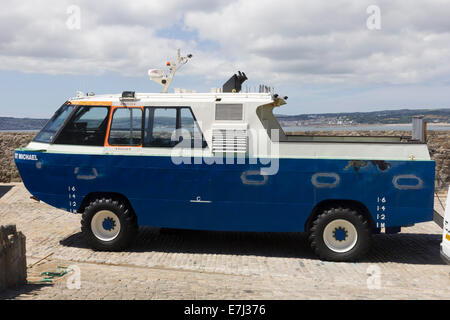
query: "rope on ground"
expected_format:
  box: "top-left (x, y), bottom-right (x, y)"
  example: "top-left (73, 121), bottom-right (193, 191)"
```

top-left (34, 266), bottom-right (73, 284)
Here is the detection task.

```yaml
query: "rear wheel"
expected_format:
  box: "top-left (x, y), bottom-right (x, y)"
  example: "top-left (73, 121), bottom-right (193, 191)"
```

top-left (308, 207), bottom-right (371, 262)
top-left (81, 198), bottom-right (138, 251)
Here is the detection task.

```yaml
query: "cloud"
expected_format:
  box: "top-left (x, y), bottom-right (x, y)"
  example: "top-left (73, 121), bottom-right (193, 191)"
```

top-left (185, 0), bottom-right (450, 85)
top-left (1, 0), bottom-right (450, 86)
top-left (0, 0), bottom-right (226, 77)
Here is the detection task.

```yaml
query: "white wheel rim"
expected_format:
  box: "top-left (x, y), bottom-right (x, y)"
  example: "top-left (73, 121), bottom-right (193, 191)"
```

top-left (91, 210), bottom-right (121, 241)
top-left (323, 219), bottom-right (358, 253)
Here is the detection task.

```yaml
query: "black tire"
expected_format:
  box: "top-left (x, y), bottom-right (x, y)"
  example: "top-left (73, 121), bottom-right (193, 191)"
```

top-left (308, 207), bottom-right (371, 262)
top-left (81, 198), bottom-right (138, 251)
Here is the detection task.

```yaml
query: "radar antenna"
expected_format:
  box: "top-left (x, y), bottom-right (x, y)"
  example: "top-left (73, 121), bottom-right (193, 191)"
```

top-left (148, 49), bottom-right (192, 93)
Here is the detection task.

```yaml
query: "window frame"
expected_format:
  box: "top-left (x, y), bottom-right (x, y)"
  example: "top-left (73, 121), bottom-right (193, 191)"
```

top-left (107, 107), bottom-right (144, 147)
top-left (53, 105), bottom-right (111, 146)
top-left (143, 107), bottom-right (178, 148)
top-left (33, 102), bottom-right (77, 144)
top-left (143, 106), bottom-right (207, 149)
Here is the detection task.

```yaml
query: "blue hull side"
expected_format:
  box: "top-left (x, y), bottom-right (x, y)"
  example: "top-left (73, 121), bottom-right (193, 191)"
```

top-left (14, 150), bottom-right (435, 232)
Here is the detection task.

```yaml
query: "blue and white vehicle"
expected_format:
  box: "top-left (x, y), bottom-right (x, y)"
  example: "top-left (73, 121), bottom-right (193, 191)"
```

top-left (14, 51), bottom-right (435, 261)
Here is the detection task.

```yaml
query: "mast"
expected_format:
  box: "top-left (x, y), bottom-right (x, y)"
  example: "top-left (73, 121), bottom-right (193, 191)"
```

top-left (148, 49), bottom-right (192, 93)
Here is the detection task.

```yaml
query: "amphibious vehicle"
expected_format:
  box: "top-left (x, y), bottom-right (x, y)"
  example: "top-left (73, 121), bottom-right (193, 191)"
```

top-left (15, 51), bottom-right (435, 261)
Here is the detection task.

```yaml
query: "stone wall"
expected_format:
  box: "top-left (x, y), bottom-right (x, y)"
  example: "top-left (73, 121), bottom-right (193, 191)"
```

top-left (1, 131), bottom-right (449, 189)
top-left (0, 225), bottom-right (27, 291)
top-left (0, 132), bottom-right (35, 183)
top-left (427, 131), bottom-right (450, 189)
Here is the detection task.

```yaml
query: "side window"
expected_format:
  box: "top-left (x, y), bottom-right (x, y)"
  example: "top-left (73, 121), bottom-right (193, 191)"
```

top-left (180, 108), bottom-right (206, 148)
top-left (54, 106), bottom-right (109, 146)
top-left (144, 108), bottom-right (177, 147)
top-left (143, 107), bottom-right (206, 148)
top-left (108, 108), bottom-right (143, 146)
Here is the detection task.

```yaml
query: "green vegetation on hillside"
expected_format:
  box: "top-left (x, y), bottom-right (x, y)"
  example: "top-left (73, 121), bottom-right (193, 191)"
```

top-left (275, 108), bottom-right (450, 124)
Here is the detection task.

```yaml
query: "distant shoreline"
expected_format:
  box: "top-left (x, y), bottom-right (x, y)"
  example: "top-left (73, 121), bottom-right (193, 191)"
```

top-left (0, 129), bottom-right (39, 133)
top-left (279, 122), bottom-right (450, 127)
top-left (281, 123), bottom-right (450, 132)
top-left (2, 122), bottom-right (450, 133)
top-left (354, 122), bottom-right (450, 127)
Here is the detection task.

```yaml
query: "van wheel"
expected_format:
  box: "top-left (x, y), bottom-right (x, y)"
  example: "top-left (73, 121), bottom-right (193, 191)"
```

top-left (308, 207), bottom-right (371, 262)
top-left (81, 198), bottom-right (138, 251)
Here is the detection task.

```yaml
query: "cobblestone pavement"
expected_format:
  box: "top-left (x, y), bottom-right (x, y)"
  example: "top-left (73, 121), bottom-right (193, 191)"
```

top-left (0, 183), bottom-right (449, 300)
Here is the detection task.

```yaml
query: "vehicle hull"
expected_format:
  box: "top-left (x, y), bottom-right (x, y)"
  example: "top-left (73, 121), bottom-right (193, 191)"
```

top-left (14, 149), bottom-right (435, 232)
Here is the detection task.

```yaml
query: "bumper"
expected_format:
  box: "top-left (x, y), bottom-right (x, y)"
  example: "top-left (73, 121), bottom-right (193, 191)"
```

top-left (440, 244), bottom-right (450, 265)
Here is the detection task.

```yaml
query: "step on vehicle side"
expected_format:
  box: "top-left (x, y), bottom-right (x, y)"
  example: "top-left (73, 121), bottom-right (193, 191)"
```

top-left (14, 50), bottom-right (436, 261)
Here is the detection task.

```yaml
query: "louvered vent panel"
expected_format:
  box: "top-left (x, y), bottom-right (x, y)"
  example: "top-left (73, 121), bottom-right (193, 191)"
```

top-left (212, 129), bottom-right (247, 153)
top-left (215, 104), bottom-right (243, 121)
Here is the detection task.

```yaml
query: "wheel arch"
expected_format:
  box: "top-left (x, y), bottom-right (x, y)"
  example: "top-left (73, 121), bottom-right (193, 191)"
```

top-left (305, 199), bottom-right (376, 232)
top-left (78, 192), bottom-right (136, 216)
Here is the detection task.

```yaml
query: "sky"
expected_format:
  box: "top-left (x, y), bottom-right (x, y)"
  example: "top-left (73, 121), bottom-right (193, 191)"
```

top-left (1, 0), bottom-right (450, 118)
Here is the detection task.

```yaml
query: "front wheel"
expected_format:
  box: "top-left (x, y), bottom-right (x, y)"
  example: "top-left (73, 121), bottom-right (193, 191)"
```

top-left (81, 198), bottom-right (138, 251)
top-left (308, 207), bottom-right (372, 262)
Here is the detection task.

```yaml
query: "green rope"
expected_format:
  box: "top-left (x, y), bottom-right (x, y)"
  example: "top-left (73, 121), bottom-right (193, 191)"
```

top-left (39, 266), bottom-right (73, 282)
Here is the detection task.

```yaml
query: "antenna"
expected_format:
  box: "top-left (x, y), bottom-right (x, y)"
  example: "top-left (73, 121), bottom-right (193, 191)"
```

top-left (148, 49), bottom-right (192, 93)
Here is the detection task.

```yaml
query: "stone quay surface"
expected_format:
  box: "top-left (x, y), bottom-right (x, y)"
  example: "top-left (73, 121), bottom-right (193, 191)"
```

top-left (0, 183), bottom-right (449, 300)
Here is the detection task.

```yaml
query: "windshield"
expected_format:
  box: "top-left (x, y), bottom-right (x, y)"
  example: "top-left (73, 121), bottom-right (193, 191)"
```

top-left (33, 104), bottom-right (75, 143)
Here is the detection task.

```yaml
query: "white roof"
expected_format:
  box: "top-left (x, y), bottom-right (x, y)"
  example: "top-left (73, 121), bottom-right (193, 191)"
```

top-left (70, 92), bottom-right (275, 104)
